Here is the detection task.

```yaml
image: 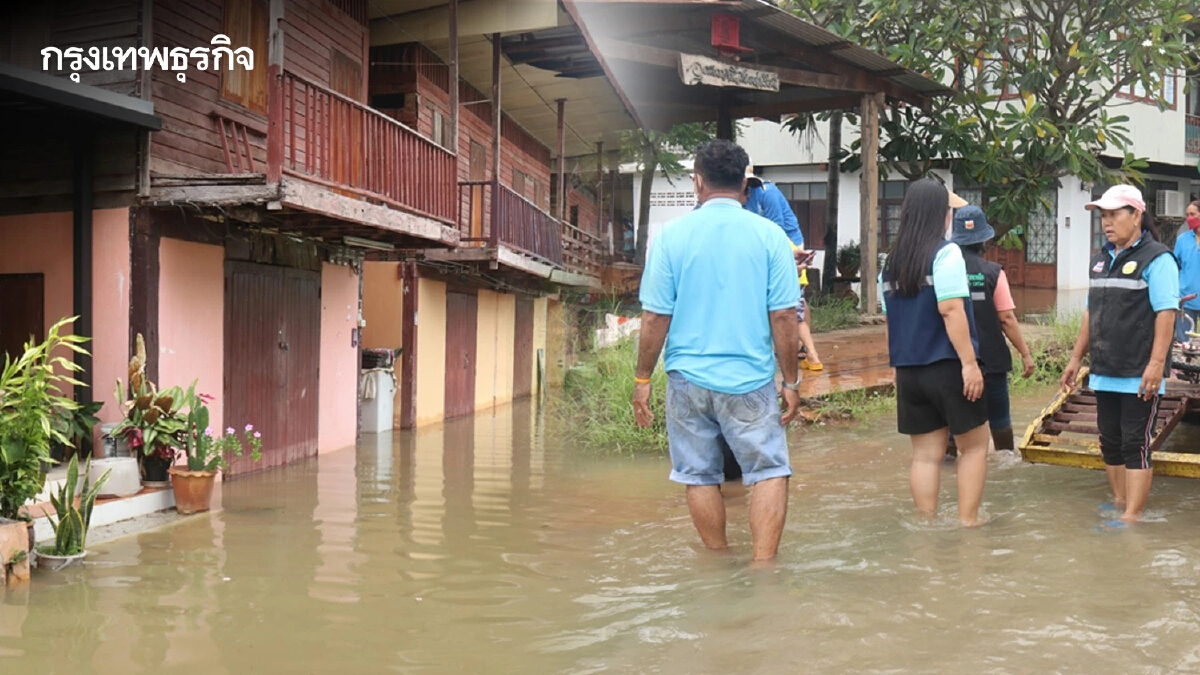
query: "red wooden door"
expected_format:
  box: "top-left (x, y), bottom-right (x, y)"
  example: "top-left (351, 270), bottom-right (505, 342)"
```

top-left (513, 298), bottom-right (534, 399)
top-left (0, 274), bottom-right (44, 361)
top-left (224, 262), bottom-right (321, 476)
top-left (444, 291), bottom-right (477, 420)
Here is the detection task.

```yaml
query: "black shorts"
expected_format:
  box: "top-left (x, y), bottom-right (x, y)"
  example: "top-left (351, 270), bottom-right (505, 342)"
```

top-left (895, 359), bottom-right (989, 436)
top-left (1095, 391), bottom-right (1160, 470)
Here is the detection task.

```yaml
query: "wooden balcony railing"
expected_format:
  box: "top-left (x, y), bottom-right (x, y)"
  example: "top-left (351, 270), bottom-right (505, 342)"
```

top-left (561, 220), bottom-right (602, 278)
top-left (277, 70), bottom-right (457, 225)
top-left (1188, 114), bottom-right (1200, 155)
top-left (495, 184), bottom-right (563, 266)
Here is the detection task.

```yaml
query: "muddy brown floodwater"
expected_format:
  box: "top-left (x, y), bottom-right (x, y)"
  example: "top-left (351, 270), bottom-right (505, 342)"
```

top-left (7, 390), bottom-right (1200, 674)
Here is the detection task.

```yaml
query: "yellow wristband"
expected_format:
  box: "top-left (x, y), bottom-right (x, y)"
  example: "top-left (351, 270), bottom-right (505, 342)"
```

top-left (635, 377), bottom-right (652, 384)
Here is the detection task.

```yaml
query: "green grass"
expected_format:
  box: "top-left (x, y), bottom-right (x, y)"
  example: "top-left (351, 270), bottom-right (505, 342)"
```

top-left (561, 337), bottom-right (668, 455)
top-left (808, 296), bottom-right (861, 333)
top-left (1011, 309), bottom-right (1083, 393)
top-left (801, 385), bottom-right (896, 425)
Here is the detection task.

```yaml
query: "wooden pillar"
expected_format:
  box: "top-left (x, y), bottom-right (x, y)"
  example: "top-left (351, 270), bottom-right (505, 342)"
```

top-left (859, 92), bottom-right (883, 315)
top-left (717, 91), bottom-right (734, 140)
top-left (129, 208), bottom-right (160, 384)
top-left (399, 263), bottom-right (419, 430)
top-left (448, 0), bottom-right (459, 150)
top-left (609, 167), bottom-right (619, 255)
top-left (72, 134), bottom-right (94, 404)
top-left (595, 142), bottom-right (604, 238)
top-left (556, 98), bottom-right (567, 221)
top-left (490, 33), bottom-right (501, 246)
top-left (266, 0), bottom-right (285, 184)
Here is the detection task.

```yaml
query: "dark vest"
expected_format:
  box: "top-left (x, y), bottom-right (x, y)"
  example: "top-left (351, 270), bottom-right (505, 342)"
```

top-left (963, 250), bottom-right (1012, 375)
top-left (884, 241), bottom-right (979, 368)
top-left (1087, 236), bottom-right (1173, 378)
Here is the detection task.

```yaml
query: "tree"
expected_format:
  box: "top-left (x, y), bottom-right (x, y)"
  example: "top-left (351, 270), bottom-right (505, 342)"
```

top-left (622, 123), bottom-right (716, 264)
top-left (783, 0), bottom-right (1197, 239)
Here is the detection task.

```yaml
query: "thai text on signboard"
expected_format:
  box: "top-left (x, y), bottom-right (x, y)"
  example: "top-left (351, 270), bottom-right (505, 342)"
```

top-left (678, 54), bottom-right (779, 92)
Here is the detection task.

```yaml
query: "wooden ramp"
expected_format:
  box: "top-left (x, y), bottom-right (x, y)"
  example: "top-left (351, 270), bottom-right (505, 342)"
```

top-left (1019, 371), bottom-right (1199, 478)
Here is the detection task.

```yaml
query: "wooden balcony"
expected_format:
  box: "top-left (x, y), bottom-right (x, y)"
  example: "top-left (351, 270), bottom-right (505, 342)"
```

top-left (271, 70), bottom-right (459, 246)
top-left (1188, 114), bottom-right (1200, 155)
top-left (429, 181), bottom-right (602, 288)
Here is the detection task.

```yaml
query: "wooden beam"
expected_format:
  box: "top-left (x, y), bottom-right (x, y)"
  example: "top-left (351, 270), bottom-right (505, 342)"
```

top-left (595, 141), bottom-right (604, 240)
top-left (73, 134), bottom-right (94, 404)
top-left (560, 0), bottom-right (645, 129)
top-left (717, 91), bottom-right (733, 140)
top-left (279, 177), bottom-right (460, 246)
top-left (129, 207), bottom-right (159, 385)
top-left (490, 32), bottom-right (502, 247)
top-left (266, 0), bottom-right (284, 184)
top-left (595, 37), bottom-right (880, 95)
top-left (859, 92), bottom-right (882, 315)
top-left (449, 0), bottom-right (459, 149)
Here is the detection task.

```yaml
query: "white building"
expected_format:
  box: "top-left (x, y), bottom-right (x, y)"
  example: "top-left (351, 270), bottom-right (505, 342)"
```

top-left (631, 86), bottom-right (1200, 316)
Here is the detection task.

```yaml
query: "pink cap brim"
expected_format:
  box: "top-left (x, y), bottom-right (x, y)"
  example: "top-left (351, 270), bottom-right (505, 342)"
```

top-left (1086, 196), bottom-right (1146, 212)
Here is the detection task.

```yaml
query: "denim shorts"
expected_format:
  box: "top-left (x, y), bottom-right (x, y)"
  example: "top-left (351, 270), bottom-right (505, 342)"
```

top-left (665, 372), bottom-right (792, 486)
top-left (796, 296), bottom-right (807, 323)
top-left (983, 372), bottom-right (1011, 430)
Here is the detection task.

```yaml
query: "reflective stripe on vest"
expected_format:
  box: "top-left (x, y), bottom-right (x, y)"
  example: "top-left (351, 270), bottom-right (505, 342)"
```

top-left (881, 275), bottom-right (934, 292)
top-left (1089, 278), bottom-right (1150, 290)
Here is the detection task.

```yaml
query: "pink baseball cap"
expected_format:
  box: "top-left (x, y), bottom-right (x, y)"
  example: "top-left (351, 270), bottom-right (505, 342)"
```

top-left (1086, 185), bottom-right (1146, 213)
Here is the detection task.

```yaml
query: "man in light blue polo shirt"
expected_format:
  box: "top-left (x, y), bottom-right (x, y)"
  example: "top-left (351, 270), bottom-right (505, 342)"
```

top-left (632, 140), bottom-right (800, 562)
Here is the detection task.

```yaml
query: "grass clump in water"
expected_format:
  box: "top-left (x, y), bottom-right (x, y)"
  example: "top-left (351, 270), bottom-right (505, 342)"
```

top-left (562, 337), bottom-right (668, 455)
top-left (800, 386), bottom-right (896, 425)
top-left (1012, 309), bottom-right (1083, 393)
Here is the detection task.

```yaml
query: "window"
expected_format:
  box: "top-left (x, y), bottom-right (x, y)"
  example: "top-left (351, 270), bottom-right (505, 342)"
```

top-left (431, 108), bottom-right (453, 149)
top-left (963, 39), bottom-right (1025, 101)
top-left (221, 0), bottom-right (269, 114)
top-left (1026, 198), bottom-right (1057, 264)
top-left (330, 49), bottom-right (363, 101)
top-left (512, 169), bottom-right (539, 204)
top-left (879, 180), bottom-right (913, 251)
top-left (570, 205), bottom-right (579, 227)
top-left (775, 182), bottom-right (828, 249)
top-left (1116, 58), bottom-right (1177, 108)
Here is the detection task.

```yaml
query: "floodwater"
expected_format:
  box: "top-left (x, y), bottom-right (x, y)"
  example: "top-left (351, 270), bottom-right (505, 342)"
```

top-left (8, 393), bottom-right (1200, 674)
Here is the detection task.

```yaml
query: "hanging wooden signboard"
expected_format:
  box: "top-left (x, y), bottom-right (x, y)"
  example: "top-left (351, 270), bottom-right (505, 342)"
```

top-left (678, 54), bottom-right (780, 92)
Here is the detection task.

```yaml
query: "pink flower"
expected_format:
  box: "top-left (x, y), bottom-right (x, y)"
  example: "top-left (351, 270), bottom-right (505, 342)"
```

top-left (253, 431), bottom-right (261, 439)
top-left (226, 427), bottom-right (235, 435)
top-left (204, 427), bottom-right (214, 437)
top-left (245, 424), bottom-right (254, 432)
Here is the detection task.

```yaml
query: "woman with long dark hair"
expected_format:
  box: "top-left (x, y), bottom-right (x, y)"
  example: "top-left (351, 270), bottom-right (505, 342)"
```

top-left (881, 179), bottom-right (989, 526)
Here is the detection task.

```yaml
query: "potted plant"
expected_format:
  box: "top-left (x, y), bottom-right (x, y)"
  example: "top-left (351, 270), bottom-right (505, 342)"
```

top-left (837, 241), bottom-right (861, 278)
top-left (112, 335), bottom-right (186, 488)
top-left (0, 318), bottom-right (90, 555)
top-left (170, 384), bottom-right (262, 515)
top-left (50, 401), bottom-right (104, 465)
top-left (37, 455), bottom-right (110, 571)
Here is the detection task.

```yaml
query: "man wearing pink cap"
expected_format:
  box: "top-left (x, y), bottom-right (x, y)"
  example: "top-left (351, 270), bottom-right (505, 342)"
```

top-left (1061, 185), bottom-right (1179, 525)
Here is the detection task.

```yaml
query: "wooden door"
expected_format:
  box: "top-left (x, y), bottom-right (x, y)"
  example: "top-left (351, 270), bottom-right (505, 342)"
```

top-left (224, 262), bottom-right (321, 476)
top-left (469, 141), bottom-right (486, 241)
top-left (444, 291), bottom-right (477, 420)
top-left (0, 274), bottom-right (43, 362)
top-left (513, 298), bottom-right (534, 398)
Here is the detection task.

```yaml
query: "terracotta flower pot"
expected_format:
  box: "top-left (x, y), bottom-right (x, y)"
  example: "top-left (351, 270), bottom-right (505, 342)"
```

top-left (169, 468), bottom-right (217, 515)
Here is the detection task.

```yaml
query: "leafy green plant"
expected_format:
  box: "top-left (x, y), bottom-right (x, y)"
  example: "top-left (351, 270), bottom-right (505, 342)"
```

top-left (51, 400), bottom-right (104, 461)
top-left (809, 296), bottom-right (861, 333)
top-left (836, 241), bottom-right (861, 273)
top-left (561, 336), bottom-right (668, 455)
top-left (42, 455), bottom-right (110, 556)
top-left (112, 334), bottom-right (186, 461)
top-left (178, 383), bottom-right (262, 472)
top-left (0, 317), bottom-right (89, 521)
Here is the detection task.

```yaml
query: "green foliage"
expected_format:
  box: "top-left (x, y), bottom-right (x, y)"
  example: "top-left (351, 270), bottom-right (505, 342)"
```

top-left (808, 296), bottom-right (861, 333)
top-left (44, 455), bottom-right (110, 556)
top-left (0, 317), bottom-right (89, 520)
top-left (782, 0), bottom-right (1197, 236)
top-left (111, 334), bottom-right (187, 459)
top-left (52, 400), bottom-right (104, 460)
top-left (178, 383), bottom-right (263, 472)
top-left (836, 241), bottom-right (861, 271)
top-left (621, 122), bottom-right (718, 182)
top-left (1012, 310), bottom-right (1085, 392)
top-left (561, 337), bottom-right (668, 455)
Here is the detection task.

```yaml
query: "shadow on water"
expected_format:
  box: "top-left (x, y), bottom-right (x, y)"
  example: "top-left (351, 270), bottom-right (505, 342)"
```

top-left (7, 394), bottom-right (1200, 673)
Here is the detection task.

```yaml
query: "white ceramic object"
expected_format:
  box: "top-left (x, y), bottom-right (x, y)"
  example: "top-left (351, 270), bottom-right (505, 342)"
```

top-left (36, 550), bottom-right (87, 572)
top-left (89, 457), bottom-right (141, 498)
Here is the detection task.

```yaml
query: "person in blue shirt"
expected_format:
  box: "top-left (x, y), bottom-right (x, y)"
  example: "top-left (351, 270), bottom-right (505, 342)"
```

top-left (633, 140), bottom-right (800, 562)
top-left (881, 179), bottom-right (989, 527)
top-left (744, 171), bottom-right (824, 370)
top-left (1173, 201), bottom-right (1200, 343)
top-left (1062, 185), bottom-right (1180, 526)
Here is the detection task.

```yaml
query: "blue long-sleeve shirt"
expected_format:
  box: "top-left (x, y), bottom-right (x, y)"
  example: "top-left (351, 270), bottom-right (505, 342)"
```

top-left (1175, 229), bottom-right (1200, 311)
top-left (745, 181), bottom-right (804, 247)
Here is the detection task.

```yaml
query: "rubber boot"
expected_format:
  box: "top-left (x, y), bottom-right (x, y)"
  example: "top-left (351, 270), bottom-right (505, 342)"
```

top-left (991, 426), bottom-right (1015, 453)
top-left (720, 436), bottom-right (743, 482)
top-left (944, 435), bottom-right (958, 461)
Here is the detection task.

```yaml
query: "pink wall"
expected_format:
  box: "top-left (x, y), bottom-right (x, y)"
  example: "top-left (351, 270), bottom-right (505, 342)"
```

top-left (319, 263), bottom-right (360, 453)
top-left (91, 209), bottom-right (131, 451)
top-left (0, 212), bottom-right (74, 397)
top-left (158, 239), bottom-right (225, 434)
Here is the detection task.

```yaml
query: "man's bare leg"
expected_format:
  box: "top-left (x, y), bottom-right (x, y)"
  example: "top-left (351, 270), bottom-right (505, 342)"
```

top-left (748, 476), bottom-right (789, 561)
top-left (1122, 469), bottom-right (1153, 523)
top-left (910, 428), bottom-right (949, 517)
top-left (686, 485), bottom-right (728, 550)
top-left (1105, 465), bottom-right (1128, 510)
top-left (953, 423), bottom-right (990, 526)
